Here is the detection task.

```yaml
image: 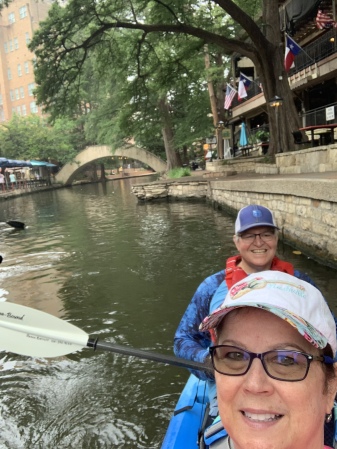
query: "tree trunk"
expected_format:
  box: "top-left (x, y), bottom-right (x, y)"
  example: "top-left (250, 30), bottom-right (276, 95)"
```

top-left (99, 163), bottom-right (106, 181)
top-left (249, 0), bottom-right (301, 156)
top-left (158, 97), bottom-right (181, 170)
top-left (90, 163), bottom-right (98, 181)
top-left (204, 48), bottom-right (226, 158)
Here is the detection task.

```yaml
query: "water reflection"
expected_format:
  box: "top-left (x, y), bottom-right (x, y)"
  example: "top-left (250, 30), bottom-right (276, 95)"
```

top-left (0, 177), bottom-right (335, 447)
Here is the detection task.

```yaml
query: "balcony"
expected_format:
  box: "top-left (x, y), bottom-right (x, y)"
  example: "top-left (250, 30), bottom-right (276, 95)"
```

top-left (288, 28), bottom-right (337, 75)
top-left (230, 28), bottom-right (337, 111)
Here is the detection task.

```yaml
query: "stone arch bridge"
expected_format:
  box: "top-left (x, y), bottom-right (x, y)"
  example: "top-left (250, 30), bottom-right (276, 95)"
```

top-left (56, 145), bottom-right (166, 185)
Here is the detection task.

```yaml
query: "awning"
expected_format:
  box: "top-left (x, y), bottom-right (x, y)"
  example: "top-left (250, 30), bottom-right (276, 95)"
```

top-left (29, 160), bottom-right (48, 166)
top-left (0, 158), bottom-right (32, 168)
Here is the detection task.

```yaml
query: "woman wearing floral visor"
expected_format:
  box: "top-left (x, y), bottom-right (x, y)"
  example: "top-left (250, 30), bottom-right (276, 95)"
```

top-left (199, 270), bottom-right (337, 449)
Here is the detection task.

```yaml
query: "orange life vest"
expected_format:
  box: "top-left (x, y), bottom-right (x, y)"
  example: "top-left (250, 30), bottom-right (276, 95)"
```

top-left (225, 254), bottom-right (294, 289)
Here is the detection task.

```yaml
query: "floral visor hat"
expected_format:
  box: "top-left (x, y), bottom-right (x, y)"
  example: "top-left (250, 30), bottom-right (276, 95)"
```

top-left (199, 270), bottom-right (337, 355)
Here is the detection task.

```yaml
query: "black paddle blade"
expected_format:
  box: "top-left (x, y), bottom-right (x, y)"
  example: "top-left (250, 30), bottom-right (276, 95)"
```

top-left (6, 220), bottom-right (25, 229)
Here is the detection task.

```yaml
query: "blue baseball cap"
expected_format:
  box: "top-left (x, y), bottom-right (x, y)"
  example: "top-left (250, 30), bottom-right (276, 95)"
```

top-left (235, 204), bottom-right (278, 234)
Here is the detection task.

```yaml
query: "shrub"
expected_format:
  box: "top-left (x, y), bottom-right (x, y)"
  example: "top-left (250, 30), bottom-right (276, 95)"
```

top-left (167, 167), bottom-right (191, 178)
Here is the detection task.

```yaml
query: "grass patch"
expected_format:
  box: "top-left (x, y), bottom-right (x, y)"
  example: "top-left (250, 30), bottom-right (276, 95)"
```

top-left (260, 156), bottom-right (275, 164)
top-left (167, 167), bottom-right (191, 178)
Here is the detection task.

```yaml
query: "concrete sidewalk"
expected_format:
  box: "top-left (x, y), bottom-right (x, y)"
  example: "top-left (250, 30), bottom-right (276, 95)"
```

top-left (190, 167), bottom-right (337, 181)
top-left (187, 167), bottom-right (337, 204)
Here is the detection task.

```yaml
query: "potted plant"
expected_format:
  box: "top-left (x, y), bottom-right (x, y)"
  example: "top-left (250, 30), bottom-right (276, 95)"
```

top-left (256, 130), bottom-right (270, 142)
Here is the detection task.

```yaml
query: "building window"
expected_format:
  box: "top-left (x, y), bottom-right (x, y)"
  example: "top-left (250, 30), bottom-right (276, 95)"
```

top-left (15, 88), bottom-right (19, 100)
top-left (28, 83), bottom-right (35, 96)
top-left (24, 61), bottom-right (29, 74)
top-left (19, 6), bottom-right (27, 19)
top-left (30, 101), bottom-right (38, 113)
top-left (7, 68), bottom-right (12, 80)
top-left (25, 32), bottom-right (30, 44)
top-left (17, 106), bottom-right (21, 115)
top-left (0, 95), bottom-right (3, 105)
top-left (4, 43), bottom-right (8, 53)
top-left (0, 110), bottom-right (4, 122)
top-left (14, 37), bottom-right (18, 50)
top-left (8, 13), bottom-right (15, 24)
top-left (10, 90), bottom-right (14, 101)
top-left (17, 64), bottom-right (22, 76)
top-left (20, 87), bottom-right (24, 98)
top-left (22, 104), bottom-right (26, 116)
top-left (9, 40), bottom-right (13, 52)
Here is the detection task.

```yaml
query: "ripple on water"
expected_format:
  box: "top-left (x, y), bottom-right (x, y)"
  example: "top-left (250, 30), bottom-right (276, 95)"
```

top-left (0, 354), bottom-right (155, 448)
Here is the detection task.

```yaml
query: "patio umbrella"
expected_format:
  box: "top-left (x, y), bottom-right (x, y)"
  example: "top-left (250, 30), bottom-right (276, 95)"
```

top-left (239, 122), bottom-right (248, 147)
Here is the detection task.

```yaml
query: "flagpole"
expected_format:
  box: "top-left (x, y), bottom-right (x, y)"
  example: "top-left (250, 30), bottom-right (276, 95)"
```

top-left (240, 72), bottom-right (262, 90)
top-left (285, 33), bottom-right (315, 65)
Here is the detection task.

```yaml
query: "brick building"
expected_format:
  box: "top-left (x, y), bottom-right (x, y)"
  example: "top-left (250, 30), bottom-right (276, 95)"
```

top-left (0, 0), bottom-right (53, 122)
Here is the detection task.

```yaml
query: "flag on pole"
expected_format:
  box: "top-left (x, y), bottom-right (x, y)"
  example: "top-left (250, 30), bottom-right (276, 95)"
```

top-left (237, 73), bottom-right (251, 100)
top-left (224, 84), bottom-right (237, 110)
top-left (284, 34), bottom-right (302, 72)
top-left (316, 10), bottom-right (337, 29)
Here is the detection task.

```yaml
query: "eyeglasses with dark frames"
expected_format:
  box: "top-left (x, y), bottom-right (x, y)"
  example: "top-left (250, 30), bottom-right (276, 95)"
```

top-left (209, 345), bottom-right (334, 382)
top-left (237, 230), bottom-right (276, 243)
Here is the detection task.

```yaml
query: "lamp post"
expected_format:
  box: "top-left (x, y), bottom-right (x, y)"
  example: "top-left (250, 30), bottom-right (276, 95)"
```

top-left (269, 96), bottom-right (283, 154)
top-left (216, 120), bottom-right (225, 159)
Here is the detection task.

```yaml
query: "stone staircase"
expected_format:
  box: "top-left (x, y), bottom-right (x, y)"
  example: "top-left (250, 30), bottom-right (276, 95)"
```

top-left (205, 156), bottom-right (278, 178)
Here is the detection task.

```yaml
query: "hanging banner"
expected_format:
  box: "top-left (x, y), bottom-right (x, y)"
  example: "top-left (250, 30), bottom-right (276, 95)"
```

top-left (223, 128), bottom-right (231, 139)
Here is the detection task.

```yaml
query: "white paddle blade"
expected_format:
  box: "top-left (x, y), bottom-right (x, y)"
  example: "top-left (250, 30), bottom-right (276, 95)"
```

top-left (0, 302), bottom-right (88, 357)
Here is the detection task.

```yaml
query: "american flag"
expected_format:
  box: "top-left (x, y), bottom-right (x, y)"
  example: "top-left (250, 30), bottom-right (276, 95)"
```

top-left (316, 10), bottom-right (337, 29)
top-left (224, 84), bottom-right (237, 110)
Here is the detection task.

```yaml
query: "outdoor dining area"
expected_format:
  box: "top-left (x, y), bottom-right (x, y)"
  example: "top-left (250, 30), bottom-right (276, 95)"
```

top-left (0, 158), bottom-right (58, 192)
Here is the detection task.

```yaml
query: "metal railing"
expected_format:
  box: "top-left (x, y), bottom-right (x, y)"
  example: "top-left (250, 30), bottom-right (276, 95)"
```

top-left (289, 28), bottom-right (337, 75)
top-left (300, 102), bottom-right (337, 127)
top-left (231, 78), bottom-right (262, 108)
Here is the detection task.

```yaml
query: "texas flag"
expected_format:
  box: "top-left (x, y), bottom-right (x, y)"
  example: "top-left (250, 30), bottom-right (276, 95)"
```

top-left (284, 34), bottom-right (302, 72)
top-left (237, 73), bottom-right (251, 100)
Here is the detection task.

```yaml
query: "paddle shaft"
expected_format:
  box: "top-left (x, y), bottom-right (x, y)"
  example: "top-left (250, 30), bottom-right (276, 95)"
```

top-left (88, 338), bottom-right (212, 372)
top-left (0, 302), bottom-right (211, 373)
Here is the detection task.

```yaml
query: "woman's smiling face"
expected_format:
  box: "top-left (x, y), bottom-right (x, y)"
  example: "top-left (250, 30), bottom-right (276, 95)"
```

top-left (215, 308), bottom-right (337, 449)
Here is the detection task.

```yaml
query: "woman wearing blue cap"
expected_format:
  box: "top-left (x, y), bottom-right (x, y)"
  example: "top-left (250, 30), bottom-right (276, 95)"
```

top-left (174, 204), bottom-right (333, 420)
top-left (199, 271), bottom-right (337, 449)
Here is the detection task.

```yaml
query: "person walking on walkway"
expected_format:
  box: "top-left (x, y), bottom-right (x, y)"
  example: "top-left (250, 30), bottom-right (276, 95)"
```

top-left (9, 172), bottom-right (17, 190)
top-left (0, 172), bottom-right (5, 192)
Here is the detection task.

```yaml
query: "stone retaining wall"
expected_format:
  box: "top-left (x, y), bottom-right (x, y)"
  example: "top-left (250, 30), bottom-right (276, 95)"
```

top-left (206, 144), bottom-right (337, 176)
top-left (131, 179), bottom-right (208, 200)
top-left (132, 176), bottom-right (337, 267)
top-left (276, 145), bottom-right (337, 174)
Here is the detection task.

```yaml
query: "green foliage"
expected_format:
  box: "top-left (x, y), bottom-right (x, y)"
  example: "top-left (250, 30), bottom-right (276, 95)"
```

top-left (255, 130), bottom-right (269, 142)
top-left (167, 167), bottom-right (191, 178)
top-left (0, 115), bottom-right (78, 163)
top-left (29, 0), bottom-right (230, 164)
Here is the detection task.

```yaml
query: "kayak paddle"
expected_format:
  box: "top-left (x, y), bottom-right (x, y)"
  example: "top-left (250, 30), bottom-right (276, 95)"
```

top-left (5, 220), bottom-right (25, 229)
top-left (0, 302), bottom-right (211, 372)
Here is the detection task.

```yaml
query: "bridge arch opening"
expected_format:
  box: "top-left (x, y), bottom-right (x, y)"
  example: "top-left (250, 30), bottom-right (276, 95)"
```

top-left (55, 145), bottom-right (166, 185)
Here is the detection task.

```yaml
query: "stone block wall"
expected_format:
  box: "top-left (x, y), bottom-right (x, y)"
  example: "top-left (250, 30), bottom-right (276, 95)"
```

top-left (131, 179), bottom-right (208, 201)
top-left (276, 145), bottom-right (337, 174)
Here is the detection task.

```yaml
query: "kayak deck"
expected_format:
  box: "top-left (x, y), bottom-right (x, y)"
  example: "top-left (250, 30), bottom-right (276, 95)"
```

top-left (161, 374), bottom-right (209, 449)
